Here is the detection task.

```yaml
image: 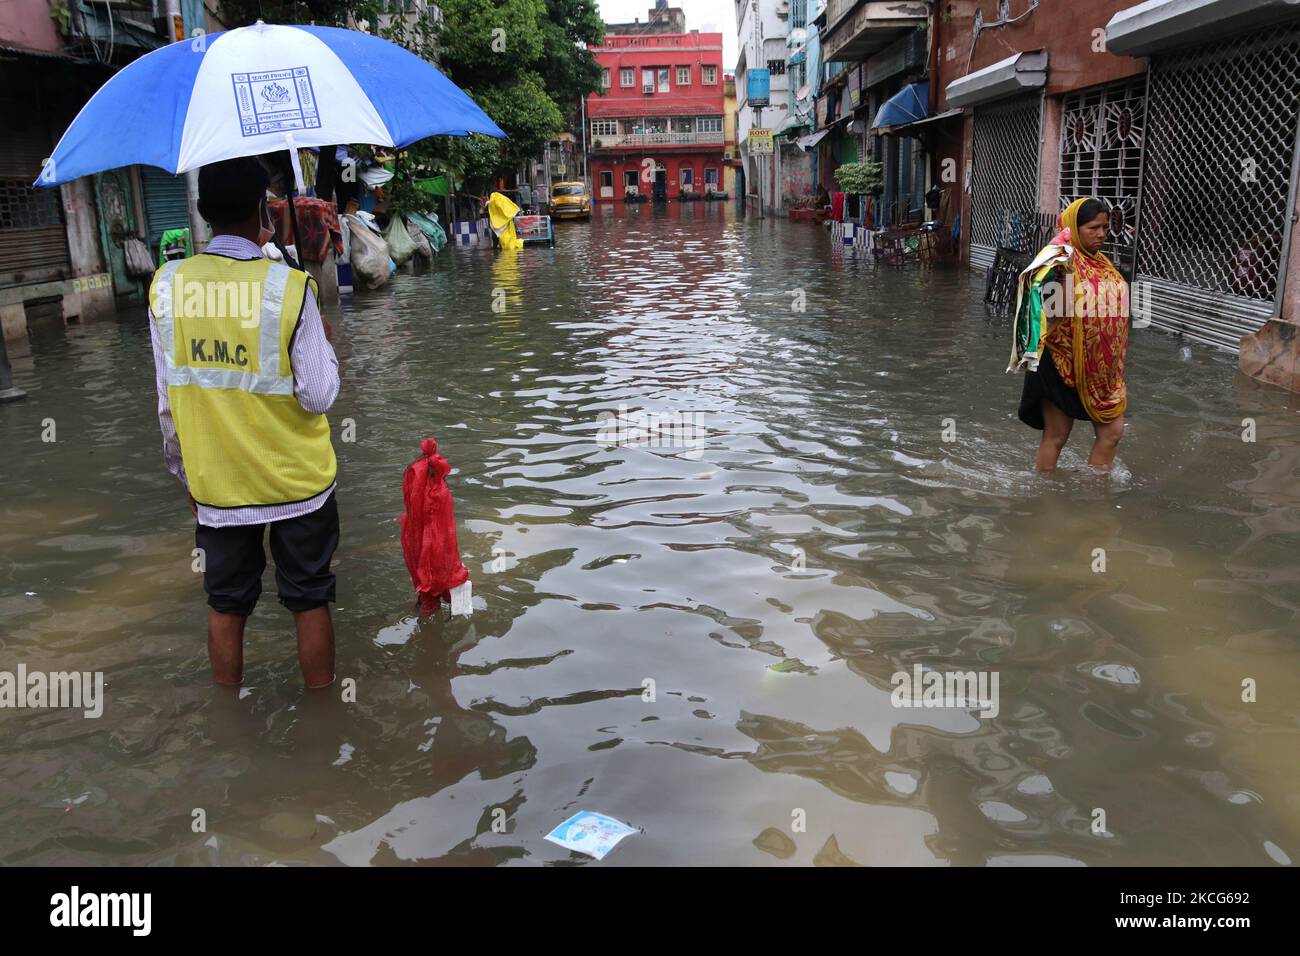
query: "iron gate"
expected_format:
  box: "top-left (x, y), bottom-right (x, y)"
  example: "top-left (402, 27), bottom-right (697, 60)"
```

top-left (1136, 22), bottom-right (1300, 350)
top-left (1058, 76), bottom-right (1147, 275)
top-left (969, 93), bottom-right (1043, 270)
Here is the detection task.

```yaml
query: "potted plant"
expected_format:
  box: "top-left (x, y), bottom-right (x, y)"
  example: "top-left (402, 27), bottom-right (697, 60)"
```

top-left (833, 161), bottom-right (883, 220)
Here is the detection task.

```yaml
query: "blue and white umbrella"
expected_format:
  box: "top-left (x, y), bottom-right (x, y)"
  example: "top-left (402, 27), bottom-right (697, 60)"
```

top-left (37, 21), bottom-right (505, 189)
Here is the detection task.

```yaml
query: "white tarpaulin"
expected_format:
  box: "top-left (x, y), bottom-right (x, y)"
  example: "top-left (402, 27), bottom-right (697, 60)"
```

top-left (795, 129), bottom-right (830, 151)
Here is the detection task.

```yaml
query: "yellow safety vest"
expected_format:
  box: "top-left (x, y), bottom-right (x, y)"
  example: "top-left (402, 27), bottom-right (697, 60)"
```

top-left (149, 254), bottom-right (337, 509)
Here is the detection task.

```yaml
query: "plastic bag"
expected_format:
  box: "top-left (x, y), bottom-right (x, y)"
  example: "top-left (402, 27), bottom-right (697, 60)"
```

top-left (343, 212), bottom-right (389, 290)
top-left (124, 237), bottom-right (155, 277)
top-left (384, 215), bottom-right (419, 266)
top-left (338, 215), bottom-right (351, 262)
top-left (406, 211), bottom-right (447, 253)
top-left (353, 210), bottom-right (382, 234)
top-left (360, 165), bottom-right (394, 188)
top-left (406, 221), bottom-right (433, 260)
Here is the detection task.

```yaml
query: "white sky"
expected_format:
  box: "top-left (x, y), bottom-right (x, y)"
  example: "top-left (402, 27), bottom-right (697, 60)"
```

top-left (595, 1), bottom-right (739, 69)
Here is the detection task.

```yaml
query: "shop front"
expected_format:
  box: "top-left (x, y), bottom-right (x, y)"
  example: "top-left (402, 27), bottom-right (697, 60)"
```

top-left (1121, 21), bottom-right (1300, 349)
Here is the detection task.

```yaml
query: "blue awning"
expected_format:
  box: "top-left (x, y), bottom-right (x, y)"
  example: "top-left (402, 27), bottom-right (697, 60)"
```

top-left (872, 82), bottom-right (929, 130)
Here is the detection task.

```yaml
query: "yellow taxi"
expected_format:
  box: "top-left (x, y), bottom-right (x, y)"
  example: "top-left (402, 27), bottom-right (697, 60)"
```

top-left (550, 181), bottom-right (591, 220)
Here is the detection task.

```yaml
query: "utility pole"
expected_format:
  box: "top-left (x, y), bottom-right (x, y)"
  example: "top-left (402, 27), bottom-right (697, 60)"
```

top-left (543, 145), bottom-right (552, 210)
top-left (753, 0), bottom-right (764, 219)
top-left (165, 0), bottom-right (207, 251)
top-left (580, 95), bottom-right (588, 184)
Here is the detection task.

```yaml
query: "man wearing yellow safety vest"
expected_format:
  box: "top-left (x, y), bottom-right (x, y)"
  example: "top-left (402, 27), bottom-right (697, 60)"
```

top-left (148, 157), bottom-right (340, 689)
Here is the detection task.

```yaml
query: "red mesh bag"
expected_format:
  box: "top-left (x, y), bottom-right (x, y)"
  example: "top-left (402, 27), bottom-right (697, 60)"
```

top-left (400, 438), bottom-right (472, 617)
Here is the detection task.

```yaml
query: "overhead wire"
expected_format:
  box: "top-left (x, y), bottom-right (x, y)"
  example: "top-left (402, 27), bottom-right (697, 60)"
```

top-left (965, 0), bottom-right (1040, 76)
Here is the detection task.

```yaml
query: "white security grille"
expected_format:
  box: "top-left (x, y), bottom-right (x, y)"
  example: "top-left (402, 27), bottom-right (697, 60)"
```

top-left (1058, 77), bottom-right (1147, 274)
top-left (1136, 22), bottom-right (1300, 348)
top-left (969, 94), bottom-right (1042, 269)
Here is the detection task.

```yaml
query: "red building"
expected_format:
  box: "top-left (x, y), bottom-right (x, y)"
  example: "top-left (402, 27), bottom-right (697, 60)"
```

top-left (586, 24), bottom-right (727, 203)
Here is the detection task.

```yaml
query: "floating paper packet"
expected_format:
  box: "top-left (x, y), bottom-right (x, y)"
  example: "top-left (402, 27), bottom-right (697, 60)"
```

top-left (544, 811), bottom-right (637, 860)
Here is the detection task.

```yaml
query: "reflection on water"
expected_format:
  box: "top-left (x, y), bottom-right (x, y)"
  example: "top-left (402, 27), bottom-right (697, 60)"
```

top-left (1, 204), bottom-right (1298, 865)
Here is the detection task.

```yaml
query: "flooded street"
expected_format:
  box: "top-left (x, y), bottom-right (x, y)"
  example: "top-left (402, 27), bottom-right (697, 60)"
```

top-left (2, 206), bottom-right (1298, 866)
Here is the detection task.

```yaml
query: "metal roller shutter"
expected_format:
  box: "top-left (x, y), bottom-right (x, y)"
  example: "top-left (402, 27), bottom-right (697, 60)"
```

top-left (0, 119), bottom-right (71, 285)
top-left (1136, 22), bottom-right (1300, 350)
top-left (140, 166), bottom-right (190, 255)
top-left (969, 94), bottom-right (1042, 271)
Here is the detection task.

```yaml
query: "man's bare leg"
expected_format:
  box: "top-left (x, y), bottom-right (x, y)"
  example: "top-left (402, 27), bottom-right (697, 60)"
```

top-left (209, 610), bottom-right (246, 686)
top-left (295, 606), bottom-right (335, 688)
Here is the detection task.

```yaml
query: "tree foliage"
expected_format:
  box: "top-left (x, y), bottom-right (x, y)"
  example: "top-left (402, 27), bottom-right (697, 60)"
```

top-left (472, 74), bottom-right (564, 169)
top-left (537, 0), bottom-right (605, 115)
top-left (435, 0), bottom-right (546, 82)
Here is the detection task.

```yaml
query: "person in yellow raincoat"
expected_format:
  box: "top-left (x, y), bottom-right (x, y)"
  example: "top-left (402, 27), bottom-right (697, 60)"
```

top-left (486, 192), bottom-right (522, 250)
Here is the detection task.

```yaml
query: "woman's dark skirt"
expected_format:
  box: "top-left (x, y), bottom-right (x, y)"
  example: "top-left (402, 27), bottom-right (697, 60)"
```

top-left (1018, 351), bottom-right (1091, 430)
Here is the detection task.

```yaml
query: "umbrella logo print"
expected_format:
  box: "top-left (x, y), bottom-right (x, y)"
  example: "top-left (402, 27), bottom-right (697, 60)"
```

top-left (260, 81), bottom-right (291, 107)
top-left (232, 67), bottom-right (321, 137)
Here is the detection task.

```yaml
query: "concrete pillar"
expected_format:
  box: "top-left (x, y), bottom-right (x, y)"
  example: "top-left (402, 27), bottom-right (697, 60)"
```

top-left (960, 112), bottom-right (974, 265)
top-left (1238, 206), bottom-right (1300, 392)
top-left (1038, 95), bottom-right (1062, 215)
top-left (1, 304), bottom-right (25, 342)
top-left (60, 177), bottom-right (115, 324)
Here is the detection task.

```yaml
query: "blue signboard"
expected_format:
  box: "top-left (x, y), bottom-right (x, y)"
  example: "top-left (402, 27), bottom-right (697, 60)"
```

top-left (747, 68), bottom-right (771, 108)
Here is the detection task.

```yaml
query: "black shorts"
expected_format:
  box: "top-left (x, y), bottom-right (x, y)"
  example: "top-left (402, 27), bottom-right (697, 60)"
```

top-left (196, 492), bottom-right (339, 617)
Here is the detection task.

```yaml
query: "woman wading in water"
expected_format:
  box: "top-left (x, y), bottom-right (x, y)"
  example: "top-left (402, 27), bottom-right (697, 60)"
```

top-left (1009, 197), bottom-right (1129, 471)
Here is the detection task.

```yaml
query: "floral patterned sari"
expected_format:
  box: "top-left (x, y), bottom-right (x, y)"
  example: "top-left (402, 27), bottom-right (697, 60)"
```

top-left (1009, 198), bottom-right (1129, 423)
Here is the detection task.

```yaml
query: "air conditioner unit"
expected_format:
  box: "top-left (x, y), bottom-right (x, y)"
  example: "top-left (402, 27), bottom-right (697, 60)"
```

top-left (643, 84), bottom-right (655, 94)
top-left (724, 151), bottom-right (733, 160)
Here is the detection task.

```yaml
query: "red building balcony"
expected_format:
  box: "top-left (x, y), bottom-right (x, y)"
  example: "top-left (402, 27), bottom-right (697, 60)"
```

top-left (592, 130), bottom-right (726, 150)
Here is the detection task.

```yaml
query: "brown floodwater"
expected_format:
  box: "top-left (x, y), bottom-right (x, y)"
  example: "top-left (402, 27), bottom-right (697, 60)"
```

top-left (1, 204), bottom-right (1298, 865)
